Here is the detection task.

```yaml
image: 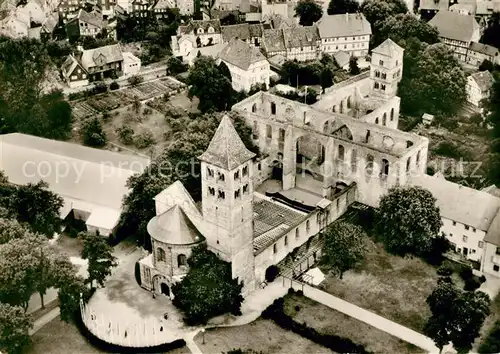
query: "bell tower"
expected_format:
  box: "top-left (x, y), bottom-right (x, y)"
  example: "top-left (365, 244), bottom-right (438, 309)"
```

top-left (198, 115), bottom-right (256, 295)
top-left (370, 38), bottom-right (404, 100)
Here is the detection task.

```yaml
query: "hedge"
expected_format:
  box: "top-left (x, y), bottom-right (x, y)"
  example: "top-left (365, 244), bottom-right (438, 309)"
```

top-left (479, 320), bottom-right (500, 353)
top-left (261, 291), bottom-right (369, 353)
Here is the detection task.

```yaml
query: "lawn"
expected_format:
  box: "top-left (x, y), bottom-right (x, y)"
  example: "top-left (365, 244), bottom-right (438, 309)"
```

top-left (28, 316), bottom-right (192, 354)
top-left (318, 236), bottom-right (463, 334)
top-left (283, 293), bottom-right (424, 354)
top-left (194, 318), bottom-right (332, 354)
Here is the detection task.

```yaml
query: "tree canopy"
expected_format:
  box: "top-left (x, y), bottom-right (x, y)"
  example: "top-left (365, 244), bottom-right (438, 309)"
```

top-left (377, 13), bottom-right (439, 46)
top-left (320, 221), bottom-right (367, 278)
top-left (361, 0), bottom-right (408, 29)
top-left (425, 280), bottom-right (490, 353)
top-left (484, 71), bottom-right (500, 187)
top-left (327, 0), bottom-right (359, 15)
top-left (187, 56), bottom-right (234, 112)
top-left (375, 186), bottom-right (442, 256)
top-left (398, 41), bottom-right (467, 116)
top-left (295, 0), bottom-right (323, 26)
top-left (0, 303), bottom-right (33, 354)
top-left (81, 232), bottom-right (117, 288)
top-left (172, 244), bottom-right (244, 325)
top-left (481, 12), bottom-right (500, 50)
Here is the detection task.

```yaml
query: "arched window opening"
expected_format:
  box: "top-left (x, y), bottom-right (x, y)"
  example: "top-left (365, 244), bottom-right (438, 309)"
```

top-left (365, 130), bottom-right (371, 143)
top-left (157, 248), bottom-right (166, 262)
top-left (252, 121), bottom-right (258, 139)
top-left (332, 105), bottom-right (337, 112)
top-left (375, 117), bottom-right (379, 124)
top-left (306, 220), bottom-right (310, 232)
top-left (347, 96), bottom-right (351, 108)
top-left (295, 228), bottom-right (299, 239)
top-left (338, 145), bottom-right (345, 161)
top-left (416, 150), bottom-right (421, 166)
top-left (252, 103), bottom-right (257, 113)
top-left (323, 121), bottom-right (329, 133)
top-left (271, 102), bottom-right (276, 115)
top-left (177, 254), bottom-right (187, 267)
top-left (383, 113), bottom-right (387, 126)
top-left (380, 159), bottom-right (389, 177)
top-left (390, 108), bottom-right (394, 121)
top-left (406, 157), bottom-right (411, 173)
top-left (374, 82), bottom-right (379, 89)
top-left (375, 70), bottom-right (380, 78)
top-left (366, 154), bottom-right (374, 175)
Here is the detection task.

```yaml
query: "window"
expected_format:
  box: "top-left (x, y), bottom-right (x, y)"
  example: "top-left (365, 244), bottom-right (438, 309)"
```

top-left (375, 117), bottom-right (379, 124)
top-left (351, 149), bottom-right (357, 172)
top-left (306, 220), bottom-right (310, 232)
top-left (494, 265), bottom-right (500, 272)
top-left (207, 167), bottom-right (214, 177)
top-left (253, 121), bottom-right (258, 139)
top-left (271, 102), bottom-right (276, 115)
top-left (338, 145), bottom-right (344, 160)
top-left (382, 113), bottom-right (387, 126)
top-left (234, 189), bottom-right (240, 199)
top-left (218, 190), bottom-right (225, 199)
top-left (390, 108), bottom-right (394, 121)
top-left (295, 228), bottom-right (299, 239)
top-left (381, 84), bottom-right (386, 91)
top-left (279, 128), bottom-right (285, 142)
top-left (381, 159), bottom-right (389, 177)
top-left (452, 221), bottom-right (456, 226)
top-left (366, 154), bottom-right (374, 175)
top-left (266, 124), bottom-right (272, 139)
top-left (381, 73), bottom-right (387, 80)
top-left (234, 171), bottom-right (240, 180)
top-left (379, 60), bottom-right (384, 66)
top-left (156, 247), bottom-right (166, 262)
top-left (218, 172), bottom-right (225, 181)
top-left (323, 121), bottom-right (329, 133)
top-left (242, 166), bottom-right (248, 176)
top-left (273, 243), bottom-right (277, 254)
top-left (177, 254), bottom-right (187, 266)
top-left (375, 71), bottom-right (380, 79)
top-left (416, 150), bottom-right (421, 166)
top-left (252, 103), bottom-right (257, 113)
top-left (336, 198), bottom-right (340, 211)
top-left (478, 241), bottom-right (484, 248)
top-left (258, 163), bottom-right (261, 171)
top-left (374, 82), bottom-right (379, 89)
top-left (406, 157), bottom-right (411, 173)
top-left (208, 187), bottom-right (215, 196)
top-left (463, 235), bottom-right (468, 242)
top-left (473, 228), bottom-right (476, 232)
top-left (243, 184), bottom-right (248, 193)
top-left (496, 247), bottom-right (500, 255)
top-left (465, 225), bottom-right (470, 230)
top-left (284, 235), bottom-right (288, 246)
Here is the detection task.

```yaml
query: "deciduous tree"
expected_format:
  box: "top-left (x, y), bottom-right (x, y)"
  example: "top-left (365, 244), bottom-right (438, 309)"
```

top-left (327, 0), bottom-right (359, 14)
top-left (0, 218), bottom-right (31, 245)
top-left (375, 186), bottom-right (442, 256)
top-left (295, 0), bottom-right (323, 26)
top-left (81, 117), bottom-right (107, 147)
top-left (425, 281), bottom-right (490, 353)
top-left (320, 222), bottom-right (367, 278)
top-left (481, 12), bottom-right (500, 50)
top-left (172, 244), bottom-right (244, 325)
top-left (0, 303), bottom-right (33, 354)
top-left (349, 56), bottom-right (360, 75)
top-left (361, 0), bottom-right (408, 29)
top-left (377, 13), bottom-right (439, 46)
top-left (81, 232), bottom-right (117, 288)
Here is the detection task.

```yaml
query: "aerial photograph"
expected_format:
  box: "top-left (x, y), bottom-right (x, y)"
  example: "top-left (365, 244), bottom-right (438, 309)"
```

top-left (1, 0), bottom-right (500, 352)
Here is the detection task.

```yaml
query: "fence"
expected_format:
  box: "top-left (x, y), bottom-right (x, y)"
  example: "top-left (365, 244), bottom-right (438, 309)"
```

top-left (80, 300), bottom-right (178, 347)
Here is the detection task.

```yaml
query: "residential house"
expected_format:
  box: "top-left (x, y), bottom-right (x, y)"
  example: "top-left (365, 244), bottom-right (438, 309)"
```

top-left (483, 209), bottom-right (500, 276)
top-left (40, 12), bottom-right (59, 39)
top-left (185, 42), bottom-right (226, 66)
top-left (449, 2), bottom-right (476, 15)
top-left (211, 9), bottom-right (244, 25)
top-left (217, 38), bottom-right (270, 92)
top-left (153, 0), bottom-right (175, 19)
top-left (58, 0), bottom-right (86, 21)
top-left (0, 12), bottom-right (30, 38)
top-left (282, 25), bottom-right (320, 61)
top-left (130, 0), bottom-right (154, 18)
top-left (18, 0), bottom-right (45, 25)
top-left (0, 133), bottom-right (150, 237)
top-left (421, 113), bottom-right (434, 125)
top-left (80, 43), bottom-right (124, 81)
top-left (98, 0), bottom-right (116, 17)
top-left (262, 28), bottom-right (286, 58)
top-left (65, 9), bottom-right (106, 39)
top-left (428, 10), bottom-right (480, 62)
top-left (411, 174), bottom-right (500, 266)
top-left (333, 50), bottom-right (350, 70)
top-left (261, 0), bottom-right (291, 21)
top-left (221, 23), bottom-right (264, 47)
top-left (466, 70), bottom-right (494, 107)
top-left (467, 42), bottom-right (500, 67)
top-left (317, 13), bottom-right (371, 58)
top-left (62, 54), bottom-right (89, 88)
top-left (122, 51), bottom-right (141, 75)
top-left (171, 20), bottom-right (222, 57)
top-left (175, 0), bottom-right (194, 15)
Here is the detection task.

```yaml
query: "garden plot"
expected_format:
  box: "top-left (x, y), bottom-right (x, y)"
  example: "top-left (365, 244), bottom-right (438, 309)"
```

top-left (71, 101), bottom-right (99, 121)
top-left (121, 81), bottom-right (174, 101)
top-left (86, 92), bottom-right (132, 112)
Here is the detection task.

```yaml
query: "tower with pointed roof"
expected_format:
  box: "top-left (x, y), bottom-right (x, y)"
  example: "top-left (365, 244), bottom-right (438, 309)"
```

top-left (198, 115), bottom-right (257, 294)
top-left (370, 38), bottom-right (404, 100)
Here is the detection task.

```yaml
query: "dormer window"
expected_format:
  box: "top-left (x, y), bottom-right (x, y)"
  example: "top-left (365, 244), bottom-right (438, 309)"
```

top-left (207, 26), bottom-right (214, 33)
top-left (197, 28), bottom-right (204, 34)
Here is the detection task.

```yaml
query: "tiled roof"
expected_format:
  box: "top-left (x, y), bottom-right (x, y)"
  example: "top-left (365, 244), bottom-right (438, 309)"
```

top-left (198, 115), bottom-right (256, 170)
top-left (81, 44), bottom-right (123, 70)
top-left (449, 2), bottom-right (476, 13)
top-left (428, 10), bottom-right (479, 42)
top-left (469, 41), bottom-right (499, 56)
top-left (410, 174), bottom-right (500, 231)
top-left (282, 25), bottom-right (319, 49)
top-left (372, 38), bottom-right (404, 57)
top-left (221, 23), bottom-right (251, 42)
top-left (477, 0), bottom-right (500, 15)
top-left (253, 195), bottom-right (306, 252)
top-left (153, 0), bottom-right (174, 10)
top-left (485, 208), bottom-right (500, 246)
top-left (72, 9), bottom-right (104, 28)
top-left (42, 12), bottom-right (58, 33)
top-left (178, 19), bottom-right (221, 35)
top-left (470, 70), bottom-right (494, 91)
top-left (263, 28), bottom-right (286, 53)
top-left (420, 0), bottom-right (449, 11)
top-left (62, 54), bottom-right (83, 78)
top-left (147, 205), bottom-right (205, 245)
top-left (218, 38), bottom-right (267, 70)
top-left (317, 13), bottom-right (371, 38)
top-left (249, 24), bottom-right (264, 37)
top-left (333, 50), bottom-right (350, 67)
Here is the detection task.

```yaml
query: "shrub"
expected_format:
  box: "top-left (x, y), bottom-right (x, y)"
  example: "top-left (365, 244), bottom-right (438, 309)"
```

top-left (143, 107), bottom-right (153, 115)
top-left (134, 130), bottom-right (155, 149)
top-left (102, 110), bottom-right (112, 123)
top-left (81, 118), bottom-right (106, 147)
top-left (110, 81), bottom-right (120, 90)
top-left (480, 275), bottom-right (487, 283)
top-left (464, 276), bottom-right (482, 291)
top-left (437, 264), bottom-right (453, 276)
top-left (116, 125), bottom-right (135, 145)
top-left (92, 82), bottom-right (107, 95)
top-left (433, 141), bottom-right (461, 158)
top-left (479, 320), bottom-right (500, 353)
top-left (265, 265), bottom-right (280, 282)
top-left (459, 266), bottom-right (473, 281)
top-left (128, 75), bottom-right (144, 86)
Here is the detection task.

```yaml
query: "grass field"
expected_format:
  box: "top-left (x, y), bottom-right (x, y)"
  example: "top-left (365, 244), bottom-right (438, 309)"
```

top-left (283, 293), bottom-right (424, 354)
top-left (194, 318), bottom-right (332, 354)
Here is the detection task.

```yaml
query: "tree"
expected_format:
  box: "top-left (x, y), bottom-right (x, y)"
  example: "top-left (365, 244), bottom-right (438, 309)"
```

top-left (485, 72), bottom-right (500, 187)
top-left (398, 42), bottom-right (467, 116)
top-left (167, 56), bottom-right (188, 74)
top-left (0, 303), bottom-right (33, 354)
top-left (295, 0), bottom-right (323, 26)
top-left (425, 281), bottom-right (490, 353)
top-left (172, 244), bottom-right (244, 325)
top-left (327, 0), bottom-right (359, 14)
top-left (128, 75), bottom-right (144, 86)
top-left (320, 222), bottom-right (367, 278)
top-left (361, 0), bottom-right (408, 28)
top-left (349, 56), bottom-right (360, 75)
top-left (0, 218), bottom-right (31, 245)
top-left (9, 181), bottom-right (64, 238)
top-left (219, 61), bottom-right (232, 81)
top-left (187, 55), bottom-right (233, 112)
top-left (81, 232), bottom-right (117, 288)
top-left (82, 117), bottom-right (107, 147)
top-left (375, 186), bottom-right (442, 256)
top-left (481, 12), bottom-right (500, 49)
top-left (133, 96), bottom-right (141, 113)
top-left (377, 13), bottom-right (439, 46)
top-left (58, 274), bottom-right (88, 323)
top-left (479, 59), bottom-right (495, 72)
